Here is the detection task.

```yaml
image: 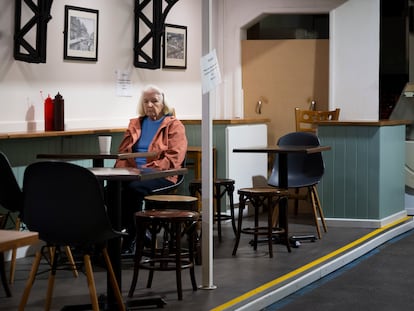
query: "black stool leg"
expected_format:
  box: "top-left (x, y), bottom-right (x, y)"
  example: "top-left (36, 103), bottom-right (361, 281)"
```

top-left (187, 221), bottom-right (198, 290)
top-left (214, 182), bottom-right (223, 242)
top-left (128, 220), bottom-right (146, 298)
top-left (173, 222), bottom-right (183, 300)
top-left (267, 195), bottom-right (274, 258)
top-left (232, 193), bottom-right (246, 256)
top-left (226, 183), bottom-right (237, 237)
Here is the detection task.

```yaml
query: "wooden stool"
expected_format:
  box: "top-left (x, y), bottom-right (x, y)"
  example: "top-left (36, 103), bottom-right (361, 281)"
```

top-left (189, 178), bottom-right (237, 242)
top-left (144, 194), bottom-right (201, 265)
top-left (128, 209), bottom-right (200, 301)
top-left (144, 194), bottom-right (198, 211)
top-left (232, 187), bottom-right (291, 258)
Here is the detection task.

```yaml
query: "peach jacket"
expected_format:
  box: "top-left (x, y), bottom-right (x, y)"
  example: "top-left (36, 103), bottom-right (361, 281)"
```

top-left (114, 115), bottom-right (188, 184)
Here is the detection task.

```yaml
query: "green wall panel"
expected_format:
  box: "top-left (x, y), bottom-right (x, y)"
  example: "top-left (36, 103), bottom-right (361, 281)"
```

top-left (318, 124), bottom-right (405, 221)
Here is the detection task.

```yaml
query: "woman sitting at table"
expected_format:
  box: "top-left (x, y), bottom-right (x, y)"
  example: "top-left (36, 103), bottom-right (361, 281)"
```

top-left (111, 84), bottom-right (187, 254)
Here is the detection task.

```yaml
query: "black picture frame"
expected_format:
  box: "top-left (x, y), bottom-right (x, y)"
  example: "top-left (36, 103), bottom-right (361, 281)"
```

top-left (63, 5), bottom-right (99, 61)
top-left (163, 24), bottom-right (187, 69)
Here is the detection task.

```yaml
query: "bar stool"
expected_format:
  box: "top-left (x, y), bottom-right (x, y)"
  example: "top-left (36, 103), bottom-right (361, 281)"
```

top-left (144, 194), bottom-right (201, 264)
top-left (232, 187), bottom-right (291, 258)
top-left (189, 178), bottom-right (237, 241)
top-left (128, 209), bottom-right (200, 301)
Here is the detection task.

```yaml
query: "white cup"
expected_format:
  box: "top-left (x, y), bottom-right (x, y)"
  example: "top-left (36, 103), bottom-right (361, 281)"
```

top-left (98, 136), bottom-right (112, 154)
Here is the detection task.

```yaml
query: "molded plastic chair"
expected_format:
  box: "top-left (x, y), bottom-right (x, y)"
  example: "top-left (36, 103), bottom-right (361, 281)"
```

top-left (268, 132), bottom-right (328, 239)
top-left (19, 161), bottom-right (125, 311)
top-left (295, 107), bottom-right (340, 133)
top-left (0, 152), bottom-right (78, 288)
top-left (0, 151), bottom-right (23, 295)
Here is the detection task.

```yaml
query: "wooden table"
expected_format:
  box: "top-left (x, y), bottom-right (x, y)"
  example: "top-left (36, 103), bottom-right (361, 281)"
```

top-left (89, 166), bottom-right (187, 309)
top-left (37, 152), bottom-right (157, 167)
top-left (0, 230), bottom-right (39, 297)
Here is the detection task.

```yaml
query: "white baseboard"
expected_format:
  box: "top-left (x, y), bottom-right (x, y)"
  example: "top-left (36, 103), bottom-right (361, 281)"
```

top-left (324, 210), bottom-right (409, 229)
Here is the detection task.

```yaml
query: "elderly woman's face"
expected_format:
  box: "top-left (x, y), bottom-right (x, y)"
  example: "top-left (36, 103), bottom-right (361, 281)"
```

top-left (142, 90), bottom-right (164, 120)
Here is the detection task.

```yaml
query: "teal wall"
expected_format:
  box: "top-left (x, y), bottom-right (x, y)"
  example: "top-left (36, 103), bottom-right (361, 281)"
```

top-left (0, 123), bottom-right (230, 199)
top-left (318, 124), bottom-right (406, 220)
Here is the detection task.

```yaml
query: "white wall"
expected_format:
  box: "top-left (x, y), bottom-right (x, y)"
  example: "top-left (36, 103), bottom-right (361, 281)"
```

top-left (215, 0), bottom-right (380, 121)
top-left (0, 0), bottom-right (202, 132)
top-left (216, 0), bottom-right (348, 119)
top-left (0, 0), bottom-right (383, 133)
top-left (330, 0), bottom-right (380, 120)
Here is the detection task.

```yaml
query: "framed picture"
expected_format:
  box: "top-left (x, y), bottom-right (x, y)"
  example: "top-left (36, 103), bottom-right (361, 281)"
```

top-left (64, 5), bottom-right (99, 61)
top-left (163, 24), bottom-right (187, 69)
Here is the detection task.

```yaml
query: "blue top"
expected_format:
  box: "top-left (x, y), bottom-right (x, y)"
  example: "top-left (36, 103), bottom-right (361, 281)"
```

top-left (133, 116), bottom-right (165, 167)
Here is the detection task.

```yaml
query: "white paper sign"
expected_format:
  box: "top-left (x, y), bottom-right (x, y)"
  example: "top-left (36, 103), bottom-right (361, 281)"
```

top-left (200, 49), bottom-right (222, 94)
top-left (115, 69), bottom-right (132, 97)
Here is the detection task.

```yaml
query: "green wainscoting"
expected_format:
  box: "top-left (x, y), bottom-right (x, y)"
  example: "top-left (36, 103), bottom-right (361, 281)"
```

top-left (317, 120), bottom-right (407, 226)
top-left (0, 119), bottom-right (268, 206)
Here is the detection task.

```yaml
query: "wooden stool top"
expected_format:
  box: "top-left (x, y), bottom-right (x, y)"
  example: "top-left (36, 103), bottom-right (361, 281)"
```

top-left (136, 209), bottom-right (200, 221)
top-left (238, 187), bottom-right (289, 196)
top-left (144, 194), bottom-right (198, 203)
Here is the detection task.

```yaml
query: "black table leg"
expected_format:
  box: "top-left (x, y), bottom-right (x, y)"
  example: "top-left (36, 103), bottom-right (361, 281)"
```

top-left (0, 252), bottom-right (12, 297)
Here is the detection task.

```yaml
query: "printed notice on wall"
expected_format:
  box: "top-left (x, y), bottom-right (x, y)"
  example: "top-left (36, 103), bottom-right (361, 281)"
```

top-left (115, 69), bottom-right (132, 97)
top-left (200, 49), bottom-right (222, 94)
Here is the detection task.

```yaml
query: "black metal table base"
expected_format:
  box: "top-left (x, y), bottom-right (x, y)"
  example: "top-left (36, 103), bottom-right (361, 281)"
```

top-left (249, 234), bottom-right (317, 249)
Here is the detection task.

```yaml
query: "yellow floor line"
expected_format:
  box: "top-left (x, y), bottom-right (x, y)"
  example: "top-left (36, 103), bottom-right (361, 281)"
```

top-left (211, 216), bottom-right (413, 311)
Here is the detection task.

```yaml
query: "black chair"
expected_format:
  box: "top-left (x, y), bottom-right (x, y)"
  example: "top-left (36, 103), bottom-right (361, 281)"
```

top-left (0, 152), bottom-right (23, 231)
top-left (149, 157), bottom-right (187, 195)
top-left (267, 132), bottom-right (328, 239)
top-left (1, 152), bottom-right (78, 290)
top-left (19, 161), bottom-right (125, 311)
top-left (0, 151), bottom-right (24, 296)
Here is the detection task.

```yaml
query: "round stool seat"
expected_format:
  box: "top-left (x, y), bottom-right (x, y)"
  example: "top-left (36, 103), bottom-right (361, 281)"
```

top-left (238, 187), bottom-right (289, 196)
top-left (144, 195), bottom-right (198, 211)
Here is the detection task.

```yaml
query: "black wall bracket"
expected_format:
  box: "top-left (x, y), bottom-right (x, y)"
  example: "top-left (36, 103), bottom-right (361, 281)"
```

top-left (14, 0), bottom-right (53, 63)
top-left (134, 0), bottom-right (179, 69)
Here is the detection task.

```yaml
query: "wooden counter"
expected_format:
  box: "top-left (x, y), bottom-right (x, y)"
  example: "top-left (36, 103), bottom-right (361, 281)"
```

top-left (316, 119), bottom-right (411, 127)
top-left (0, 118), bottom-right (270, 140)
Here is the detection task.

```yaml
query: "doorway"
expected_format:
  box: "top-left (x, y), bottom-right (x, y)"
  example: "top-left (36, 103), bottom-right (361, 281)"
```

top-left (242, 14), bottom-right (329, 145)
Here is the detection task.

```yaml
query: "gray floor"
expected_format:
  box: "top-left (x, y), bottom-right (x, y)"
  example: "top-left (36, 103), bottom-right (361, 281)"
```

top-left (0, 210), bottom-right (412, 311)
top-left (265, 229), bottom-right (414, 311)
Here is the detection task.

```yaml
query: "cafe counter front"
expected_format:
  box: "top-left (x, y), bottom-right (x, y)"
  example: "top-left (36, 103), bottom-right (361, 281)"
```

top-left (0, 118), bottom-right (269, 198)
top-left (316, 120), bottom-right (410, 228)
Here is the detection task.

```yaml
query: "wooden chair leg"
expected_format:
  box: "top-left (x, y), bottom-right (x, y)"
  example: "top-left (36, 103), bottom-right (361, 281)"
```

top-left (45, 248), bottom-right (58, 311)
top-left (84, 254), bottom-right (100, 311)
top-left (102, 248), bottom-right (125, 311)
top-left (64, 246), bottom-right (78, 278)
top-left (312, 185), bottom-right (327, 232)
top-left (309, 187), bottom-right (322, 239)
top-left (9, 217), bottom-right (21, 284)
top-left (18, 251), bottom-right (42, 311)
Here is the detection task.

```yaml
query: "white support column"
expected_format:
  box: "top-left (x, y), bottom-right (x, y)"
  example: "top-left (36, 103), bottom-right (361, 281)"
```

top-left (200, 0), bottom-right (216, 290)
